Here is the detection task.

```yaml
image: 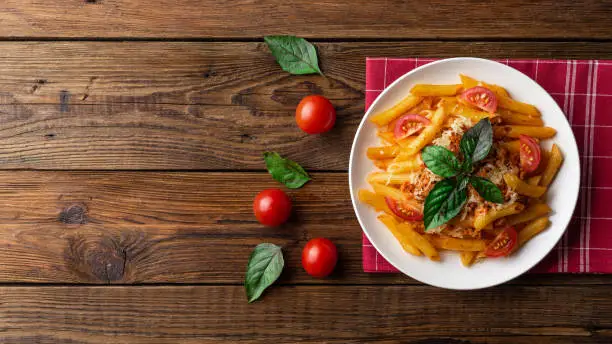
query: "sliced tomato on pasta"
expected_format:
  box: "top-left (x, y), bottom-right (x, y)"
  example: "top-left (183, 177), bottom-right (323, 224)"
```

top-left (460, 86), bottom-right (498, 113)
top-left (385, 197), bottom-right (423, 221)
top-left (519, 134), bottom-right (542, 173)
top-left (394, 114), bottom-right (430, 140)
top-left (484, 227), bottom-right (518, 258)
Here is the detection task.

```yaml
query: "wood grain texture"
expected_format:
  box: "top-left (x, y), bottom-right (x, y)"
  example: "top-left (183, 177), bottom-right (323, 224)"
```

top-left (1, 1), bottom-right (612, 39)
top-left (0, 170), bottom-right (608, 286)
top-left (0, 171), bottom-right (365, 283)
top-left (0, 103), bottom-right (359, 170)
top-left (2, 285), bottom-right (612, 343)
top-left (1, 42), bottom-right (612, 169)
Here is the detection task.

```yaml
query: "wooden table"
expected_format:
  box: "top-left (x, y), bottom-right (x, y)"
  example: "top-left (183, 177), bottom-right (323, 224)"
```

top-left (2, 1), bottom-right (612, 343)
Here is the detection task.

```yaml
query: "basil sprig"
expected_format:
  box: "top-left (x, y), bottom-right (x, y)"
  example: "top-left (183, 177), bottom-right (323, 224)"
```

top-left (264, 36), bottom-right (324, 75)
top-left (422, 118), bottom-right (503, 231)
top-left (264, 152), bottom-right (311, 189)
top-left (245, 243), bottom-right (284, 303)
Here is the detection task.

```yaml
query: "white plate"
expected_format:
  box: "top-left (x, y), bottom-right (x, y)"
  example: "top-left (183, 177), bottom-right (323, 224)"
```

top-left (349, 57), bottom-right (580, 290)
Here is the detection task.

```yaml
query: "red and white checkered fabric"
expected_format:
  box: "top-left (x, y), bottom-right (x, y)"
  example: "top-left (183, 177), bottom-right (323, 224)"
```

top-left (363, 58), bottom-right (612, 273)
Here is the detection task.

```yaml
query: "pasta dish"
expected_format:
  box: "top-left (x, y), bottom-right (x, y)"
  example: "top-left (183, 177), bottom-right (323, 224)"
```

top-left (359, 74), bottom-right (563, 266)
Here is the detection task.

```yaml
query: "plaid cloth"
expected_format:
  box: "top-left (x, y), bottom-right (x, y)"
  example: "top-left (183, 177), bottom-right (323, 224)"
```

top-left (363, 58), bottom-right (612, 273)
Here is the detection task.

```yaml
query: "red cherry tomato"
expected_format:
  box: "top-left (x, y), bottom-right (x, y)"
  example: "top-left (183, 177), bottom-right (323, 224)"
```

top-left (253, 188), bottom-right (292, 226)
top-left (484, 227), bottom-right (518, 258)
top-left (302, 238), bottom-right (338, 278)
top-left (394, 114), bottom-right (431, 140)
top-left (295, 95), bottom-right (336, 134)
top-left (385, 197), bottom-right (423, 221)
top-left (460, 86), bottom-right (498, 113)
top-left (519, 134), bottom-right (542, 173)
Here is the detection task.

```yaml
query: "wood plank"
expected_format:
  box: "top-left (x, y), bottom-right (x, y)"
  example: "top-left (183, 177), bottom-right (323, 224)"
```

top-left (2, 285), bottom-right (612, 343)
top-left (1, 42), bottom-right (612, 169)
top-left (1, 1), bottom-right (612, 39)
top-left (0, 170), bottom-right (610, 286)
top-left (0, 103), bottom-right (359, 170)
top-left (2, 41), bottom-right (612, 106)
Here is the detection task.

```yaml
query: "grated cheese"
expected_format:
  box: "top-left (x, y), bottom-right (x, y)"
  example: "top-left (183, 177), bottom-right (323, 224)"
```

top-left (432, 116), bottom-right (473, 150)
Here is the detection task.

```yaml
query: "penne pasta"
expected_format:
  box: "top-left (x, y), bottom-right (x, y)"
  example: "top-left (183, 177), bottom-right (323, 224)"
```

top-left (460, 251), bottom-right (477, 267)
top-left (359, 189), bottom-right (389, 213)
top-left (498, 109), bottom-right (544, 126)
top-left (396, 222), bottom-right (439, 260)
top-left (540, 144), bottom-right (563, 187)
top-left (459, 74), bottom-right (510, 98)
top-left (371, 182), bottom-right (407, 202)
top-left (474, 203), bottom-right (525, 230)
top-left (410, 84), bottom-right (463, 97)
top-left (429, 236), bottom-right (487, 252)
top-left (378, 214), bottom-right (422, 256)
top-left (518, 217), bottom-right (551, 248)
top-left (378, 131), bottom-right (396, 145)
top-left (494, 125), bottom-right (556, 139)
top-left (367, 172), bottom-right (417, 185)
top-left (497, 94), bottom-right (541, 117)
top-left (500, 140), bottom-right (520, 154)
top-left (453, 102), bottom-right (495, 122)
top-left (526, 175), bottom-right (542, 186)
top-left (387, 156), bottom-right (423, 173)
top-left (503, 173), bottom-right (547, 198)
top-left (506, 203), bottom-right (551, 226)
top-left (402, 106), bottom-right (448, 156)
top-left (370, 95), bottom-right (423, 126)
top-left (373, 158), bottom-right (394, 170)
top-left (367, 145), bottom-right (400, 160)
top-left (459, 74), bottom-right (479, 89)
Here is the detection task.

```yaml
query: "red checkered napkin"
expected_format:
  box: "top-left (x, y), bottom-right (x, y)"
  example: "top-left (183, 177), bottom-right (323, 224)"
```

top-left (363, 58), bottom-right (612, 273)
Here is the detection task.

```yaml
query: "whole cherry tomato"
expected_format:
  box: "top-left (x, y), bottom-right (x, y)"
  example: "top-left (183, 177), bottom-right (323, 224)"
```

top-left (302, 238), bottom-right (338, 278)
top-left (253, 188), bottom-right (292, 226)
top-left (295, 95), bottom-right (336, 134)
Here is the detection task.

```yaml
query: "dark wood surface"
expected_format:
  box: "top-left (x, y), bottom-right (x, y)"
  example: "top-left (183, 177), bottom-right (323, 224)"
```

top-left (3, 286), bottom-right (612, 343)
top-left (2, 1), bottom-right (612, 39)
top-left (1, 1), bottom-right (612, 343)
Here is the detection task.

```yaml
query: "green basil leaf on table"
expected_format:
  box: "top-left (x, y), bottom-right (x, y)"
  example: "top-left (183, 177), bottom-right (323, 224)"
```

top-left (421, 145), bottom-right (462, 178)
top-left (264, 36), bottom-right (324, 75)
top-left (459, 118), bottom-right (493, 163)
top-left (245, 243), bottom-right (284, 303)
top-left (423, 178), bottom-right (468, 231)
top-left (469, 176), bottom-right (504, 204)
top-left (263, 152), bottom-right (311, 189)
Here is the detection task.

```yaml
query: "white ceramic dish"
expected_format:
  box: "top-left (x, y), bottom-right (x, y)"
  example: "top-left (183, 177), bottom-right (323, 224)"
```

top-left (349, 57), bottom-right (580, 290)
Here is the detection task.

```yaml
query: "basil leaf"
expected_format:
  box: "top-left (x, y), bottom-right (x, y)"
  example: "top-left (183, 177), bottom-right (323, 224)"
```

top-left (245, 243), bottom-right (284, 303)
top-left (457, 174), bottom-right (470, 190)
top-left (470, 176), bottom-right (504, 204)
top-left (264, 36), bottom-right (323, 75)
top-left (423, 178), bottom-right (468, 231)
top-left (460, 118), bottom-right (493, 163)
top-left (421, 146), bottom-right (462, 178)
top-left (263, 152), bottom-right (311, 189)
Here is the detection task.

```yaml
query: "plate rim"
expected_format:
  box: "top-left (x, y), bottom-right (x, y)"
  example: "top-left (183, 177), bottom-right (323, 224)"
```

top-left (348, 57), bottom-right (581, 289)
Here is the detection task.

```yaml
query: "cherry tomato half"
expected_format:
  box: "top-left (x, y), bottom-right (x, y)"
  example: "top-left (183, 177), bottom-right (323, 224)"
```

top-left (394, 114), bottom-right (431, 140)
top-left (253, 188), bottom-right (292, 227)
top-left (295, 95), bottom-right (336, 134)
top-left (460, 86), bottom-right (498, 113)
top-left (302, 238), bottom-right (338, 278)
top-left (385, 197), bottom-right (423, 221)
top-left (519, 134), bottom-right (542, 173)
top-left (484, 227), bottom-right (518, 258)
